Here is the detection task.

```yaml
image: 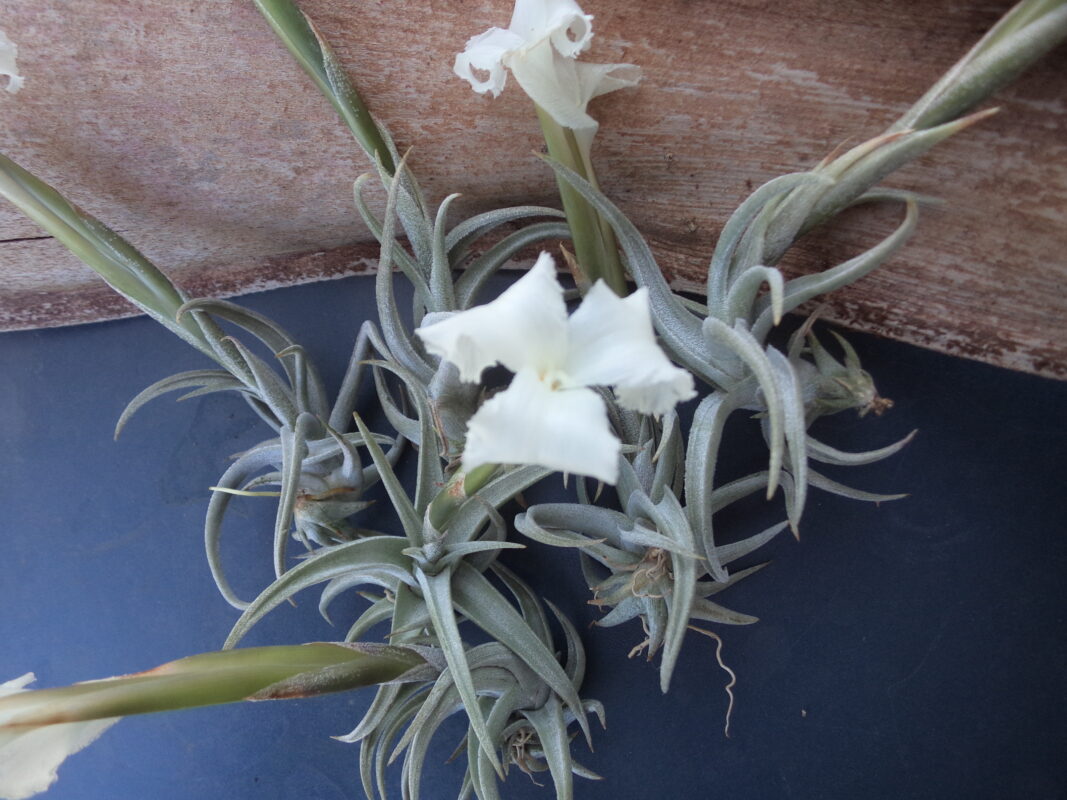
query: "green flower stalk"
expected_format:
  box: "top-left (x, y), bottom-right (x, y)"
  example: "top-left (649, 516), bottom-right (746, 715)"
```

top-left (0, 644), bottom-right (433, 800)
top-left (535, 106), bottom-right (626, 294)
top-left (251, 0), bottom-right (394, 174)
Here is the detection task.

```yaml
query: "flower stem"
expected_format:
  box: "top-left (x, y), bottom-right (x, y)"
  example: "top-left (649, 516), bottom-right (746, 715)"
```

top-left (0, 644), bottom-right (427, 727)
top-left (889, 0), bottom-right (1067, 132)
top-left (252, 0), bottom-right (395, 174)
top-left (426, 464), bottom-right (499, 533)
top-left (536, 106), bottom-right (627, 296)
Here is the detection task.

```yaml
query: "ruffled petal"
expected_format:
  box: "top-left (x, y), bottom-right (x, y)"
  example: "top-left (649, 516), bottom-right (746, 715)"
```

top-left (416, 252), bottom-right (567, 382)
top-left (453, 27), bottom-right (525, 97)
top-left (565, 283), bottom-right (696, 415)
top-left (0, 30), bottom-right (24, 94)
top-left (508, 0), bottom-right (594, 58)
top-left (462, 368), bottom-right (620, 484)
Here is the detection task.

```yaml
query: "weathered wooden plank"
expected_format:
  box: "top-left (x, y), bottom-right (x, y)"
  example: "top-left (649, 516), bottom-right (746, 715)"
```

top-left (1, 1), bottom-right (1065, 378)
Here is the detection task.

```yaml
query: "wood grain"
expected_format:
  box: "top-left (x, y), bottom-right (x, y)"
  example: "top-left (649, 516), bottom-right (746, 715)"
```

top-left (1, 1), bottom-right (1064, 378)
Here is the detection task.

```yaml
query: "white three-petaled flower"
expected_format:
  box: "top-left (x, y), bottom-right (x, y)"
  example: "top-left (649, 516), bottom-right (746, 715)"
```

top-left (0, 674), bottom-right (119, 800)
top-left (416, 253), bottom-right (695, 484)
top-left (454, 0), bottom-right (639, 151)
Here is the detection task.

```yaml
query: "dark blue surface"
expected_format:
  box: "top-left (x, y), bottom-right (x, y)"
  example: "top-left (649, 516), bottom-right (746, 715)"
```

top-left (2, 275), bottom-right (1065, 799)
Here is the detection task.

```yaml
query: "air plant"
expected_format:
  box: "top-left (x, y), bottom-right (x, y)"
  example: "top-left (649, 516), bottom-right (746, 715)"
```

top-left (0, 0), bottom-right (1064, 798)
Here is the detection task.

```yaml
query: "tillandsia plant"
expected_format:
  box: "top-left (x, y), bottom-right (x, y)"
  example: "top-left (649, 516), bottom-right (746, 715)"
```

top-left (0, 0), bottom-right (1064, 798)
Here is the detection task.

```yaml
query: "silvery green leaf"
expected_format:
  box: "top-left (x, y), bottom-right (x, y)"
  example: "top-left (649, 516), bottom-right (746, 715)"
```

top-left (807, 429), bottom-right (917, 466)
top-left (540, 155), bottom-right (731, 387)
top-left (705, 171), bottom-right (829, 304)
top-left (273, 413), bottom-right (318, 579)
top-left (593, 595), bottom-right (644, 629)
top-left (375, 158), bottom-right (436, 385)
top-left (849, 187), bottom-right (940, 209)
top-left (707, 471), bottom-right (771, 513)
top-left (702, 319), bottom-right (785, 496)
top-left (787, 117), bottom-right (983, 252)
top-left (690, 597), bottom-right (759, 626)
top-left (546, 600), bottom-right (585, 687)
top-left (626, 489), bottom-right (701, 692)
top-left (515, 503), bottom-right (631, 552)
top-left (204, 443), bottom-right (290, 609)
top-left (752, 198), bottom-right (919, 341)
top-left (491, 563), bottom-right (552, 648)
top-left (650, 410), bottom-right (684, 503)
top-left (522, 697), bottom-right (573, 800)
top-left (362, 358), bottom-right (443, 517)
top-left (352, 174), bottom-right (431, 304)
top-left (446, 205), bottom-right (564, 258)
top-left (364, 683), bottom-right (427, 800)
top-left (177, 297), bottom-right (328, 417)
top-left (114, 370), bottom-right (243, 438)
top-left (721, 265), bottom-right (784, 328)
top-left (427, 360), bottom-right (480, 449)
top-left (695, 562), bottom-right (770, 597)
top-left (352, 413), bottom-right (422, 545)
top-left (430, 194), bottom-right (462, 312)
top-left (619, 522), bottom-right (701, 559)
top-left (275, 344), bottom-right (323, 418)
top-left (435, 540), bottom-right (526, 573)
top-left (466, 697), bottom-right (504, 800)
top-left (336, 681), bottom-right (407, 743)
top-left (373, 151), bottom-right (434, 268)
top-left (766, 348), bottom-right (809, 530)
top-left (415, 567), bottom-right (503, 776)
top-left (643, 595), bottom-right (668, 657)
top-left (455, 221), bottom-right (571, 309)
top-left (318, 572), bottom-right (399, 625)
top-left (807, 470), bottom-right (908, 503)
top-left (450, 563), bottom-right (590, 745)
top-left (330, 321), bottom-right (376, 433)
top-left (224, 535), bottom-right (414, 648)
top-left (343, 594), bottom-right (395, 642)
top-left (402, 685), bottom-right (467, 800)
top-left (219, 335), bottom-right (299, 428)
top-left (715, 521), bottom-right (789, 566)
top-left (684, 391), bottom-right (746, 579)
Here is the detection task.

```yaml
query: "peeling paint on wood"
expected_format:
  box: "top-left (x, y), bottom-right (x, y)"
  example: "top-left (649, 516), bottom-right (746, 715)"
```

top-left (0, 1), bottom-right (1065, 379)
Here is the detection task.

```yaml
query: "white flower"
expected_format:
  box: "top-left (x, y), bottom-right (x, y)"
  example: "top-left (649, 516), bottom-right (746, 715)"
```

top-left (416, 253), bottom-right (695, 484)
top-left (0, 30), bottom-right (24, 94)
top-left (454, 0), bottom-right (639, 149)
top-left (0, 674), bottom-right (120, 800)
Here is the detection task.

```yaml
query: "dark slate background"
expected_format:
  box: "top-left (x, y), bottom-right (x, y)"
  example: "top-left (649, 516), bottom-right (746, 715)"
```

top-left (1, 275), bottom-right (1065, 800)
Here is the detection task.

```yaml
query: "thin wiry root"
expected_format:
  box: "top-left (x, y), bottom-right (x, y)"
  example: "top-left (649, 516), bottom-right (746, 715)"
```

top-left (628, 638), bottom-right (650, 659)
top-left (687, 625), bottom-right (737, 738)
top-left (627, 616), bottom-right (654, 659)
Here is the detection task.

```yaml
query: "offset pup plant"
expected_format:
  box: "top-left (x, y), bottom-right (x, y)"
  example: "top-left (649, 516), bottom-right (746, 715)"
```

top-left (0, 0), bottom-right (1064, 798)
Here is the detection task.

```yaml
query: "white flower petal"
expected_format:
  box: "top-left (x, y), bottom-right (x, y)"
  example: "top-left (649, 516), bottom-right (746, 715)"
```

top-left (453, 27), bottom-right (525, 97)
top-left (0, 676), bottom-right (34, 697)
top-left (462, 368), bottom-right (620, 484)
top-left (0, 675), bottom-right (119, 800)
top-left (508, 0), bottom-right (594, 58)
top-left (565, 283), bottom-right (696, 415)
top-left (416, 252), bottom-right (567, 382)
top-left (0, 30), bottom-right (24, 95)
top-left (454, 0), bottom-right (637, 135)
top-left (508, 41), bottom-right (640, 137)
